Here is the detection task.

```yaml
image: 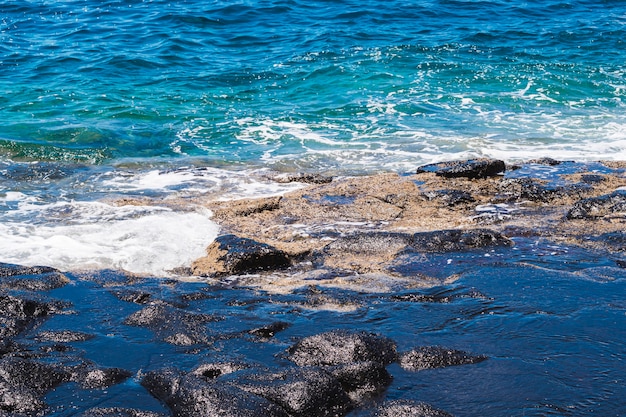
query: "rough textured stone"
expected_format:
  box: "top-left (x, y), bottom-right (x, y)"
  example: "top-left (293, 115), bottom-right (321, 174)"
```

top-left (78, 408), bottom-right (167, 417)
top-left (248, 321), bottom-right (290, 338)
top-left (370, 400), bottom-right (454, 417)
top-left (328, 361), bottom-right (392, 403)
top-left (0, 358), bottom-right (71, 413)
top-left (399, 346), bottom-right (487, 371)
top-left (72, 365), bottom-right (132, 389)
top-left (191, 234), bottom-right (291, 277)
top-left (423, 189), bottom-right (475, 206)
top-left (233, 367), bottom-right (352, 417)
top-left (416, 158), bottom-right (505, 179)
top-left (567, 190), bottom-right (626, 219)
top-left (287, 330), bottom-right (397, 367)
top-left (274, 173), bottom-right (333, 184)
top-left (0, 294), bottom-right (57, 339)
top-left (0, 262), bottom-right (69, 291)
top-left (498, 178), bottom-right (589, 203)
top-left (124, 303), bottom-right (222, 345)
top-left (409, 229), bottom-right (513, 252)
top-left (141, 369), bottom-right (289, 417)
top-left (37, 330), bottom-right (94, 343)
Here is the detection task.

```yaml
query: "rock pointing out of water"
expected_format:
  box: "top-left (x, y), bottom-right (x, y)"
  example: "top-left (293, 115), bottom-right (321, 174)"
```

top-left (566, 190), bottom-right (626, 219)
top-left (399, 346), bottom-right (487, 371)
top-left (191, 234), bottom-right (291, 277)
top-left (416, 158), bottom-right (506, 179)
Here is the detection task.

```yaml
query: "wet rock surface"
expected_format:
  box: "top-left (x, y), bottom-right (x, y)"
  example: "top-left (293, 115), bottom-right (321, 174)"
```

top-left (191, 234), bottom-right (291, 277)
top-left (416, 158), bottom-right (506, 179)
top-left (398, 346), bottom-right (487, 371)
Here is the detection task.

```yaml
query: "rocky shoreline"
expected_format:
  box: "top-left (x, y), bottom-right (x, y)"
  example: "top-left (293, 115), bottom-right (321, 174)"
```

top-left (189, 158), bottom-right (626, 280)
top-left (1, 158), bottom-right (625, 416)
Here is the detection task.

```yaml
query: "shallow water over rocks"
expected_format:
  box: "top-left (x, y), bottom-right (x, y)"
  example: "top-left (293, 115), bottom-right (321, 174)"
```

top-left (1, 234), bottom-right (624, 416)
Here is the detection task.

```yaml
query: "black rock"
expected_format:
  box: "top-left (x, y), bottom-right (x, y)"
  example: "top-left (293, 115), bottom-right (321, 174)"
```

top-left (141, 369), bottom-right (289, 417)
top-left (193, 234), bottom-right (291, 277)
top-left (233, 367), bottom-right (352, 417)
top-left (370, 400), bottom-right (454, 417)
top-left (37, 330), bottom-right (95, 343)
top-left (423, 189), bottom-right (475, 206)
top-left (111, 289), bottom-right (153, 304)
top-left (72, 365), bottom-right (132, 389)
top-left (248, 321), bottom-right (290, 338)
top-left (328, 361), bottom-right (392, 403)
top-left (567, 190), bottom-right (626, 219)
top-left (0, 294), bottom-right (58, 339)
top-left (498, 178), bottom-right (589, 203)
top-left (323, 232), bottom-right (412, 256)
top-left (399, 346), bottom-right (487, 371)
top-left (275, 173), bottom-right (333, 184)
top-left (287, 330), bottom-right (397, 367)
top-left (416, 158), bottom-right (505, 179)
top-left (124, 303), bottom-right (222, 345)
top-left (409, 229), bottom-right (513, 252)
top-left (0, 262), bottom-right (69, 291)
top-left (527, 157), bottom-right (562, 166)
top-left (78, 408), bottom-right (167, 417)
top-left (192, 362), bottom-right (249, 381)
top-left (0, 357), bottom-right (71, 413)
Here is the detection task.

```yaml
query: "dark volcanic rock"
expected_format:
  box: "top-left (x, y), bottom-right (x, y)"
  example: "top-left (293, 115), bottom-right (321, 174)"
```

top-left (248, 321), bottom-right (290, 338)
top-left (409, 229), bottom-right (513, 252)
top-left (399, 346), bottom-right (487, 371)
top-left (78, 408), bottom-right (167, 417)
top-left (423, 189), bottom-right (475, 206)
top-left (0, 294), bottom-right (58, 339)
top-left (287, 330), bottom-right (397, 367)
top-left (416, 158), bottom-right (505, 179)
top-left (567, 190), bottom-right (626, 219)
top-left (370, 400), bottom-right (454, 417)
top-left (192, 362), bottom-right (249, 381)
top-left (141, 369), bottom-right (289, 417)
top-left (323, 232), bottom-right (412, 256)
top-left (527, 157), bottom-right (562, 166)
top-left (498, 178), bottom-right (589, 202)
top-left (37, 330), bottom-right (95, 343)
top-left (328, 361), bottom-right (392, 403)
top-left (275, 173), bottom-right (333, 184)
top-left (72, 365), bottom-right (132, 389)
top-left (0, 357), bottom-right (71, 413)
top-left (124, 303), bottom-right (222, 345)
top-left (191, 234), bottom-right (291, 277)
top-left (0, 262), bottom-right (69, 291)
top-left (233, 367), bottom-right (352, 417)
top-left (111, 289), bottom-right (153, 304)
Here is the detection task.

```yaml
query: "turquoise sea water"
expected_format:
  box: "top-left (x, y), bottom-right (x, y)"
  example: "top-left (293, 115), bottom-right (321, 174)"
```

top-left (2, 0), bottom-right (626, 272)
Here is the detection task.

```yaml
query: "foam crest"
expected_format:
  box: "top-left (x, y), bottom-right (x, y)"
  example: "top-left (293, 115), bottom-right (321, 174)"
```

top-left (0, 203), bottom-right (219, 276)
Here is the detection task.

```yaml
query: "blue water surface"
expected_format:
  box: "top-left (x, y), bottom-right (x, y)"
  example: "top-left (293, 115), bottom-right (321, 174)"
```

top-left (1, 0), bottom-right (625, 170)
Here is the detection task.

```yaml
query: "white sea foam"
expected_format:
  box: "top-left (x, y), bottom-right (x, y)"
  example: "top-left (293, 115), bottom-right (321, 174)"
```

top-left (0, 202), bottom-right (219, 276)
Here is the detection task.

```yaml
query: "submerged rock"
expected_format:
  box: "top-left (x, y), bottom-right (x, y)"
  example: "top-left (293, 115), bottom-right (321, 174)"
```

top-left (72, 365), bottom-right (132, 389)
top-left (370, 400), bottom-right (454, 417)
top-left (191, 234), bottom-right (291, 277)
top-left (248, 321), bottom-right (290, 338)
top-left (287, 330), bottom-right (397, 367)
top-left (328, 361), bottom-right (393, 403)
top-left (566, 190), bottom-right (626, 219)
top-left (498, 178), bottom-right (588, 203)
top-left (141, 369), bottom-right (289, 417)
top-left (78, 408), bottom-right (167, 417)
top-left (124, 303), bottom-right (222, 345)
top-left (233, 367), bottom-right (352, 417)
top-left (416, 158), bottom-right (505, 179)
top-left (36, 330), bottom-right (95, 343)
top-left (409, 229), bottom-right (512, 252)
top-left (399, 346), bottom-right (487, 371)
